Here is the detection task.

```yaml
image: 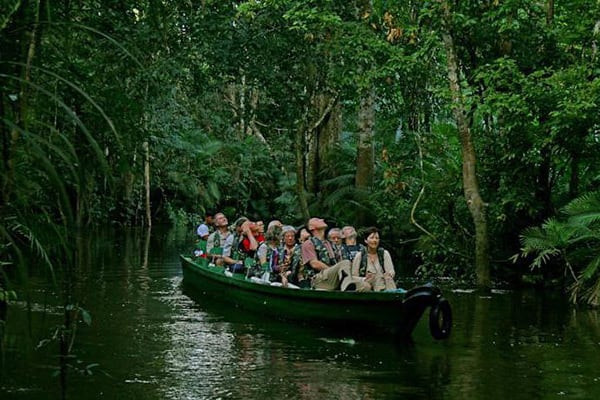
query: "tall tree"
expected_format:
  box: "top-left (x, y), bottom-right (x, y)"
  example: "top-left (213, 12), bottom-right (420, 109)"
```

top-left (355, 88), bottom-right (375, 191)
top-left (354, 1), bottom-right (376, 195)
top-left (437, 0), bottom-right (490, 290)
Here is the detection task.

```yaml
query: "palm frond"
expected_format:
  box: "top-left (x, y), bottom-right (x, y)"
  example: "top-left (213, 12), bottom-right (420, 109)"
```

top-left (580, 254), bottom-right (600, 281)
top-left (563, 190), bottom-right (600, 227)
top-left (521, 190), bottom-right (600, 305)
top-left (519, 218), bottom-right (577, 251)
top-left (563, 190), bottom-right (600, 216)
top-left (583, 277), bottom-right (600, 307)
top-left (0, 74), bottom-right (110, 176)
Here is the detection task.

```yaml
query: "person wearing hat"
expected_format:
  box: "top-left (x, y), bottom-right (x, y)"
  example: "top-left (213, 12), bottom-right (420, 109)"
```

top-left (300, 217), bottom-right (351, 290)
top-left (193, 224), bottom-right (211, 259)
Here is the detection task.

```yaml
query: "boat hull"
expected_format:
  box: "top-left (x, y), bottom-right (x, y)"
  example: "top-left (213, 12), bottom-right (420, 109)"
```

top-left (181, 255), bottom-right (450, 339)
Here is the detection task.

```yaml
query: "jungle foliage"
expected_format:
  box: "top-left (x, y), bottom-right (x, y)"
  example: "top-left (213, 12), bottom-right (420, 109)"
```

top-left (1, 1), bottom-right (600, 336)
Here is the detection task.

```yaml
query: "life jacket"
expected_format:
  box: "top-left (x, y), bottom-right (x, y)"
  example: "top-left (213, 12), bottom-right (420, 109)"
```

top-left (358, 247), bottom-right (385, 277)
top-left (341, 244), bottom-right (363, 261)
top-left (209, 230), bottom-right (231, 255)
top-left (266, 245), bottom-right (280, 272)
top-left (230, 232), bottom-right (243, 260)
top-left (279, 244), bottom-right (301, 283)
top-left (309, 236), bottom-right (335, 266)
top-left (248, 243), bottom-right (279, 281)
top-left (301, 236), bottom-right (334, 280)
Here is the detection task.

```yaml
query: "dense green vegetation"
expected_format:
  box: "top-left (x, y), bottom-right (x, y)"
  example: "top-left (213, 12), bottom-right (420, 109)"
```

top-left (2, 0), bottom-right (600, 328)
top-left (1, 1), bottom-right (600, 396)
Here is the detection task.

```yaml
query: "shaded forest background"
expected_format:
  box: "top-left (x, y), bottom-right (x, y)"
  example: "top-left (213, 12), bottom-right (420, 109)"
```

top-left (2, 0), bottom-right (600, 308)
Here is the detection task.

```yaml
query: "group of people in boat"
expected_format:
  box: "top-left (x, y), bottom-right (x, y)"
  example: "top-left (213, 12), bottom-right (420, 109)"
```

top-left (193, 210), bottom-right (397, 292)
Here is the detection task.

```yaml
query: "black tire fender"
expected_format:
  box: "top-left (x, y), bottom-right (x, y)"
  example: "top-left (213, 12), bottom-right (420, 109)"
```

top-left (429, 297), bottom-right (452, 340)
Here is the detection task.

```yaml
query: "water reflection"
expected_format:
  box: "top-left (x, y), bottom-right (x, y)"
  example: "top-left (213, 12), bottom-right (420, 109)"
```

top-left (2, 227), bottom-right (600, 400)
top-left (161, 282), bottom-right (456, 400)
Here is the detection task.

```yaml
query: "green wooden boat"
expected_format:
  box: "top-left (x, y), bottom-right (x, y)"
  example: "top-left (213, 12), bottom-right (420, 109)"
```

top-left (180, 255), bottom-right (452, 340)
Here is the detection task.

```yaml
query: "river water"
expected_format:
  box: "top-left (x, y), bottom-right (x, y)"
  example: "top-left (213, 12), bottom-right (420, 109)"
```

top-left (1, 227), bottom-right (599, 399)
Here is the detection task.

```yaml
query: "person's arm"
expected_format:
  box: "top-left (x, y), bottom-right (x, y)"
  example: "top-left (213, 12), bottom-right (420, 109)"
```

top-left (220, 234), bottom-right (241, 265)
top-left (257, 243), bottom-right (268, 265)
top-left (241, 221), bottom-right (258, 251)
top-left (383, 250), bottom-right (395, 278)
top-left (301, 240), bottom-right (328, 271)
top-left (221, 256), bottom-right (240, 265)
top-left (351, 252), bottom-right (361, 276)
top-left (309, 258), bottom-right (330, 271)
top-left (206, 233), bottom-right (215, 254)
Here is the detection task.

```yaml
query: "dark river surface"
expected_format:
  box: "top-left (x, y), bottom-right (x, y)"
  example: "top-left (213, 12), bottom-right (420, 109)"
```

top-left (2, 227), bottom-right (600, 399)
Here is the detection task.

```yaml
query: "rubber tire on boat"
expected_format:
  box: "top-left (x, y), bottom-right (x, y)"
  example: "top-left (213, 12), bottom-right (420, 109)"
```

top-left (429, 297), bottom-right (452, 340)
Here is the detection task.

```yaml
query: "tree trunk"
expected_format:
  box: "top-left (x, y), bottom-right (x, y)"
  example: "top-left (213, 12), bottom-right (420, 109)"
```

top-left (295, 124), bottom-right (310, 221)
top-left (1, 0), bottom-right (42, 206)
top-left (568, 152), bottom-right (580, 199)
top-left (546, 0), bottom-right (554, 24)
top-left (439, 1), bottom-right (491, 290)
top-left (535, 144), bottom-right (553, 221)
top-left (355, 88), bottom-right (375, 190)
top-left (143, 140), bottom-right (152, 228)
top-left (305, 93), bottom-right (340, 194)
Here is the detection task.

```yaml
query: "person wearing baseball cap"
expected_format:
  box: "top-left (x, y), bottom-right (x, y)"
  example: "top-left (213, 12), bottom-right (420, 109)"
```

top-left (300, 217), bottom-right (351, 290)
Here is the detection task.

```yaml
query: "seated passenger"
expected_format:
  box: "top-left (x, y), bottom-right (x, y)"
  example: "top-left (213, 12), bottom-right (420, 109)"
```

top-left (279, 225), bottom-right (302, 287)
top-left (255, 220), bottom-right (265, 244)
top-left (301, 218), bottom-right (351, 290)
top-left (347, 227), bottom-right (396, 292)
top-left (255, 225), bottom-right (283, 282)
top-left (327, 227), bottom-right (343, 263)
top-left (196, 209), bottom-right (214, 238)
top-left (206, 213), bottom-right (243, 271)
top-left (266, 219), bottom-right (283, 232)
top-left (193, 224), bottom-right (210, 258)
top-left (340, 225), bottom-right (363, 261)
top-left (237, 219), bottom-right (259, 258)
top-left (297, 227), bottom-right (311, 244)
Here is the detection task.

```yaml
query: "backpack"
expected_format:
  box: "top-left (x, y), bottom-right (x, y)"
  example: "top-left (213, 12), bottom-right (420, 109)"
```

top-left (358, 247), bottom-right (385, 277)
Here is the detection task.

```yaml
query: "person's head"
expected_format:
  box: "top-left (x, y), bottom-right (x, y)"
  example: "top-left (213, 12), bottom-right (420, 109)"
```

top-left (282, 225), bottom-right (297, 247)
top-left (307, 217), bottom-right (328, 237)
top-left (213, 212), bottom-right (228, 229)
top-left (256, 220), bottom-right (265, 234)
top-left (298, 227), bottom-right (311, 243)
top-left (342, 226), bottom-right (357, 245)
top-left (197, 224), bottom-right (210, 239)
top-left (234, 217), bottom-right (249, 233)
top-left (204, 209), bottom-right (215, 224)
top-left (267, 220), bottom-right (282, 231)
top-left (265, 224), bottom-right (282, 245)
top-left (362, 227), bottom-right (380, 251)
top-left (244, 220), bottom-right (259, 235)
top-left (327, 228), bottom-right (342, 246)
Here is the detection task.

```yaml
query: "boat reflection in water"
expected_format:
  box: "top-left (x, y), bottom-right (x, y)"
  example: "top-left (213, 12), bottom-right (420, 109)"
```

top-left (174, 279), bottom-right (452, 400)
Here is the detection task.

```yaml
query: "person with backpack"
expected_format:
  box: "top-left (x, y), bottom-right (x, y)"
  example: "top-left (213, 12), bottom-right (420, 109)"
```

top-left (300, 217), bottom-right (351, 290)
top-left (346, 226), bottom-right (396, 292)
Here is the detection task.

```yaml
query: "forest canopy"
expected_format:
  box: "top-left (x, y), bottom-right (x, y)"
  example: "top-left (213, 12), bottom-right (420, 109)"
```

top-left (1, 0), bottom-right (600, 303)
